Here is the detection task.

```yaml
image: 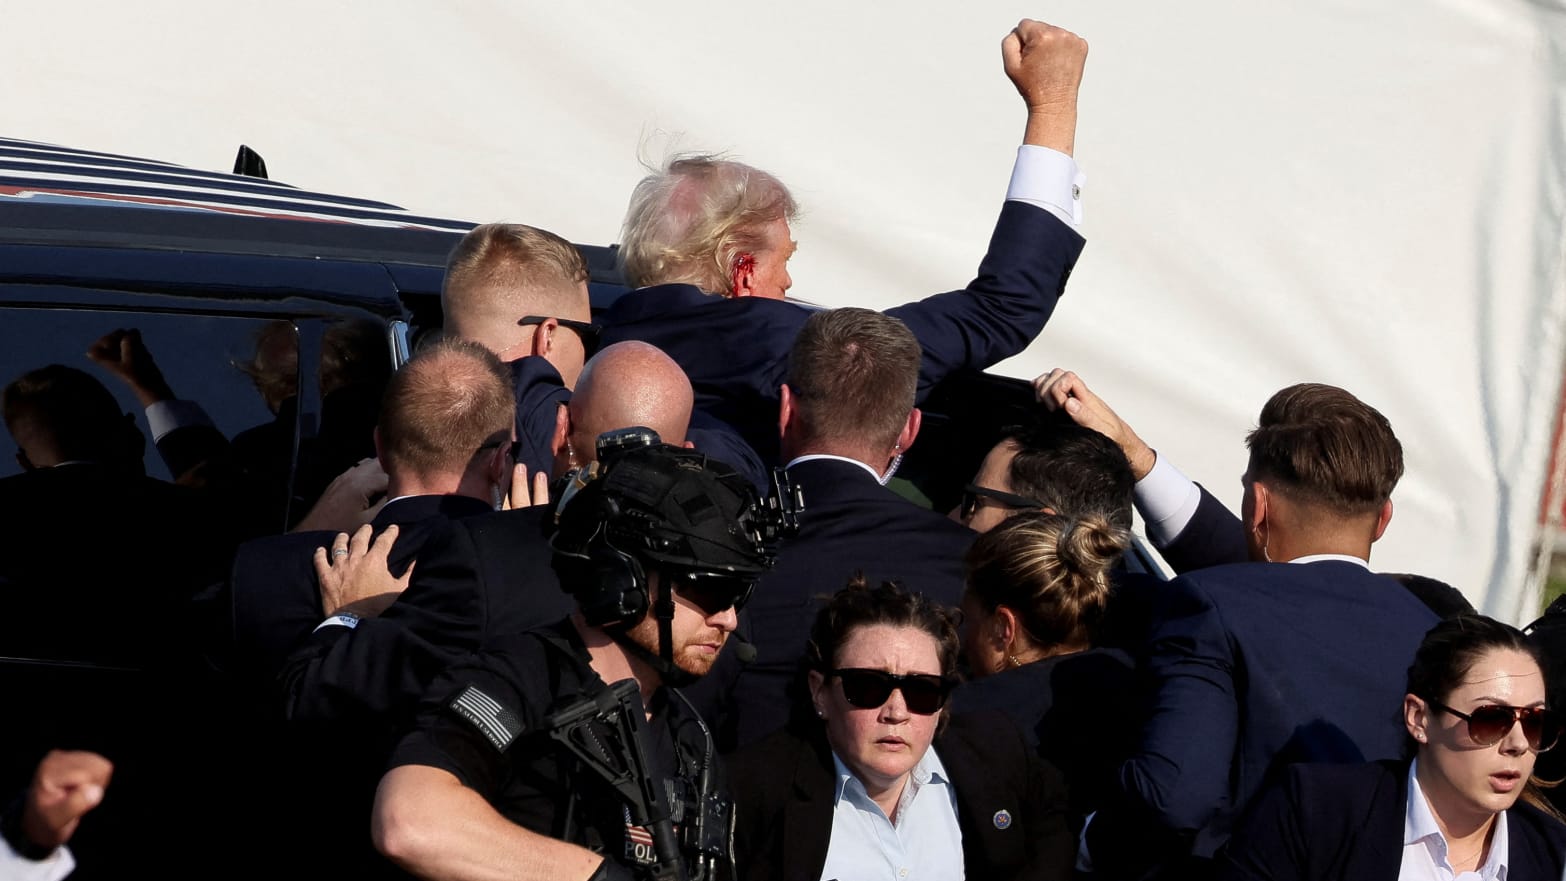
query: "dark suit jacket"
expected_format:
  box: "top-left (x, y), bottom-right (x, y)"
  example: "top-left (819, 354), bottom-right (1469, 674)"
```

top-left (951, 647), bottom-right (1141, 830)
top-left (711, 458), bottom-right (976, 749)
top-left (234, 494), bottom-right (495, 721)
top-left (730, 712), bottom-right (1073, 881)
top-left (1217, 760), bottom-right (1566, 881)
top-left (368, 503), bottom-right (579, 670)
top-left (600, 201), bottom-right (1085, 463)
top-left (228, 496), bottom-right (481, 683)
top-left (508, 355), bottom-right (570, 485)
top-left (1153, 485), bottom-right (1474, 621)
top-left (1095, 561), bottom-right (1440, 868)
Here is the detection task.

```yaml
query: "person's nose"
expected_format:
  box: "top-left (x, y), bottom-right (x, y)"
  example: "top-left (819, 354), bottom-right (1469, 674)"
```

top-left (878, 687), bottom-right (911, 724)
top-left (709, 605), bottom-right (739, 633)
top-left (1500, 715), bottom-right (1531, 756)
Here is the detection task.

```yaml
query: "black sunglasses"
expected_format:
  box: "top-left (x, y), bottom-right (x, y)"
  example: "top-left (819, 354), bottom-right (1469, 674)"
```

top-left (1427, 700), bottom-right (1562, 752)
top-left (668, 568), bottom-right (758, 615)
top-left (831, 667), bottom-right (955, 715)
top-left (959, 483), bottom-right (1047, 521)
top-left (518, 315), bottom-right (603, 355)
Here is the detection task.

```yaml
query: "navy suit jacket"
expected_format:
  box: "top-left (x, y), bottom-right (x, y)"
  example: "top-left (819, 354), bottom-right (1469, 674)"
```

top-left (600, 201), bottom-right (1084, 463)
top-left (225, 494), bottom-right (491, 716)
top-left (702, 457), bottom-right (976, 749)
top-left (731, 712), bottom-right (1074, 881)
top-left (508, 355), bottom-right (570, 485)
top-left (1217, 760), bottom-right (1566, 881)
top-left (1094, 560), bottom-right (1439, 867)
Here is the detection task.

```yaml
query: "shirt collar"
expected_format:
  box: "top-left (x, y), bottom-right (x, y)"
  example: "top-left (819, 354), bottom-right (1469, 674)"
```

top-left (1287, 553), bottom-right (1370, 569)
top-left (1406, 759), bottom-right (1510, 880)
top-left (829, 744), bottom-right (951, 806)
top-left (786, 454), bottom-right (880, 482)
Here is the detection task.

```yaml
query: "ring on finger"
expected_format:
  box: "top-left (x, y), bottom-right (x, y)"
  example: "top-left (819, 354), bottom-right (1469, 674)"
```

top-left (332, 548), bottom-right (350, 558)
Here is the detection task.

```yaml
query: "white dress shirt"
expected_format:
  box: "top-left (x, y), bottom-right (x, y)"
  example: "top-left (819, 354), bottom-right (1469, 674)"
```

top-left (820, 747), bottom-right (965, 881)
top-left (0, 840), bottom-right (75, 881)
top-left (1005, 145), bottom-right (1085, 229)
top-left (1402, 759), bottom-right (1509, 880)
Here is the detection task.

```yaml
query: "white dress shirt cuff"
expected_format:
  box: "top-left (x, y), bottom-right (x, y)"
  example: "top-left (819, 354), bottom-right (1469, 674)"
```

top-left (1006, 145), bottom-right (1084, 229)
top-left (1134, 455), bottom-right (1202, 547)
top-left (0, 840), bottom-right (75, 881)
top-left (145, 399), bottom-right (215, 442)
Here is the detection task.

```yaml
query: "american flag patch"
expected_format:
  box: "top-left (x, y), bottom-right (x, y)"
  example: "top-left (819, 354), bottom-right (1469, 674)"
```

top-left (448, 685), bottom-right (524, 752)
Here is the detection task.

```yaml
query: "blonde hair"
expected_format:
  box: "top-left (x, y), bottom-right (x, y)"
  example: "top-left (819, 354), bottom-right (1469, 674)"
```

top-left (441, 223), bottom-right (589, 350)
top-left (618, 154), bottom-right (797, 293)
top-left (964, 512), bottom-right (1129, 650)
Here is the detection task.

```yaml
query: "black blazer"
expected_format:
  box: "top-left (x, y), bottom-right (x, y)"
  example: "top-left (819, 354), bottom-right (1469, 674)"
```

top-left (714, 457), bottom-right (976, 748)
top-left (225, 494), bottom-right (490, 702)
top-left (730, 712), bottom-right (1074, 881)
top-left (1217, 760), bottom-right (1566, 880)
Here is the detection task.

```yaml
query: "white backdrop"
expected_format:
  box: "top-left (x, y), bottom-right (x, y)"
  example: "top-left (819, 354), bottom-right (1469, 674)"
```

top-left (6, 0), bottom-right (1565, 621)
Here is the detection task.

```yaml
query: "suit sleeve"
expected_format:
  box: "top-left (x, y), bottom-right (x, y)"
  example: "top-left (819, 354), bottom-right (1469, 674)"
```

top-left (1213, 767), bottom-right (1310, 881)
top-left (1157, 485), bottom-right (1249, 574)
top-left (278, 618), bottom-right (456, 723)
top-left (279, 520), bottom-right (488, 722)
top-left (885, 201), bottom-right (1084, 402)
top-left (1113, 575), bottom-right (1238, 837)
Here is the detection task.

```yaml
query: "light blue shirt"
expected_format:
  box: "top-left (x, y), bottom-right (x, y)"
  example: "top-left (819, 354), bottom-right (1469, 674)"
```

top-left (820, 746), bottom-right (965, 881)
top-left (1401, 759), bottom-right (1509, 881)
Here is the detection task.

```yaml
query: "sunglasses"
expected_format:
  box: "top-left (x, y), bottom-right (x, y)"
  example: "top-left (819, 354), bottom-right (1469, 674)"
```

top-left (1427, 700), bottom-right (1562, 752)
top-left (959, 483), bottom-right (1047, 522)
top-left (830, 667), bottom-right (955, 715)
top-left (518, 315), bottom-right (603, 356)
top-left (668, 568), bottom-right (757, 616)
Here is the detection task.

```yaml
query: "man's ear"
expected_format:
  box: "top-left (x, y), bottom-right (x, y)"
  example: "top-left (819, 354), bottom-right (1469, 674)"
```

top-left (895, 407), bottom-right (922, 454)
top-left (551, 402), bottom-right (571, 458)
top-left (778, 383), bottom-right (795, 440)
top-left (730, 253), bottom-right (757, 299)
top-left (372, 426), bottom-right (385, 464)
top-left (530, 318), bottom-right (560, 358)
top-left (1246, 479), bottom-right (1269, 534)
top-left (1371, 499), bottom-right (1394, 543)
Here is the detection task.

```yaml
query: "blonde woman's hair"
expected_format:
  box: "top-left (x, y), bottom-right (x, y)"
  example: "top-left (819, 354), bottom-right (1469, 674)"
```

top-left (963, 511), bottom-right (1129, 650)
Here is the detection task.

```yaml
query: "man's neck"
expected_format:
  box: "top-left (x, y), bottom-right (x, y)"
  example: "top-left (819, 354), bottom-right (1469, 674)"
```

top-left (782, 446), bottom-right (886, 478)
top-left (572, 615), bottom-right (662, 709)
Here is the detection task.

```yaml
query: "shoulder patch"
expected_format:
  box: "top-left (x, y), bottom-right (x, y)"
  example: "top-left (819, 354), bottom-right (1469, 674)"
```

top-left (448, 684), bottom-right (525, 752)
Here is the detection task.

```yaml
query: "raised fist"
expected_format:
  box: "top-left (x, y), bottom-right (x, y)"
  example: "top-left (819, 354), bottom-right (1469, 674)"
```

top-left (1002, 19), bottom-right (1088, 114)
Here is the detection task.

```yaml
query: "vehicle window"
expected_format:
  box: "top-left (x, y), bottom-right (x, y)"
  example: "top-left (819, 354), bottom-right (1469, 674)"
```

top-left (0, 305), bottom-right (391, 528)
top-left (0, 307), bottom-right (284, 482)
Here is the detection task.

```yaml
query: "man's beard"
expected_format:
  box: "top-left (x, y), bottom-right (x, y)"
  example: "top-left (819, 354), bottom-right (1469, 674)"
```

top-left (621, 616), bottom-right (727, 678)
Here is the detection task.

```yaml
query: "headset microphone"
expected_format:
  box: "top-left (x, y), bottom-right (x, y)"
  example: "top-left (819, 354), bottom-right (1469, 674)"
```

top-left (730, 635), bottom-right (758, 665)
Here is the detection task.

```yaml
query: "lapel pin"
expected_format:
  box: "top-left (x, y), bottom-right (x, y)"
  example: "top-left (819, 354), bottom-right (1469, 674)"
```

top-left (993, 809), bottom-right (1012, 830)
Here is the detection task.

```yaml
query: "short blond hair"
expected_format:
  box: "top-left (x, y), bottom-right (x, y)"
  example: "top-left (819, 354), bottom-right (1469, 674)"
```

top-left (441, 223), bottom-right (590, 350)
top-left (618, 154), bottom-right (797, 293)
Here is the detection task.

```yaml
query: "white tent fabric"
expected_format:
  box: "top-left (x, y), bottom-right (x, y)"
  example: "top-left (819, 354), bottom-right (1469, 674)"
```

top-left (6, 0), bottom-right (1565, 621)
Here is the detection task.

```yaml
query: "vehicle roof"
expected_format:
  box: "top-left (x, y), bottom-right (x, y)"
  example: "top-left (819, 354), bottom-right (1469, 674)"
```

top-left (0, 137), bottom-right (626, 311)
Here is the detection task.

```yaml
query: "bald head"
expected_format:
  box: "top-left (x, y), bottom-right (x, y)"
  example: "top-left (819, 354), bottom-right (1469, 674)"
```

top-left (561, 342), bottom-right (692, 472)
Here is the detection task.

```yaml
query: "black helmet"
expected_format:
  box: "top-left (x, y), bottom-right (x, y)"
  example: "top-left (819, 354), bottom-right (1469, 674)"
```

top-left (551, 429), bottom-right (774, 629)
